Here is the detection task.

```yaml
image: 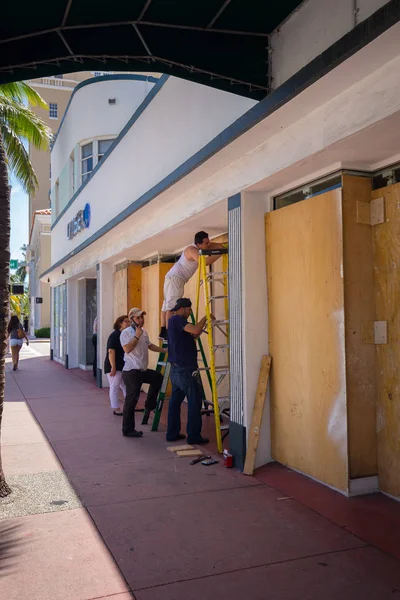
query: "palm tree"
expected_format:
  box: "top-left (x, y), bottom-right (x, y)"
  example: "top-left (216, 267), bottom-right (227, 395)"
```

top-left (15, 244), bottom-right (28, 283)
top-left (0, 82), bottom-right (51, 497)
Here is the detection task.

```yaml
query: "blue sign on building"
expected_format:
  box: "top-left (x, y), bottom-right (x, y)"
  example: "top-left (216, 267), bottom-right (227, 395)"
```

top-left (67, 203), bottom-right (91, 240)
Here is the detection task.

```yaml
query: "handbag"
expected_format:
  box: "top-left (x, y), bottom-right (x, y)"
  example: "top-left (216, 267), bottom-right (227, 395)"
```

top-left (17, 326), bottom-right (24, 339)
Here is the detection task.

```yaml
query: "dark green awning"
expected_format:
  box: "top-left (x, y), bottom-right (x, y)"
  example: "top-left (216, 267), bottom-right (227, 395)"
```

top-left (0, 0), bottom-right (303, 99)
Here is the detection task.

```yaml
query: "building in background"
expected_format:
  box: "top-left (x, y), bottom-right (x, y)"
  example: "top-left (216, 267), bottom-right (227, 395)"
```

top-left (27, 209), bottom-right (52, 334)
top-left (26, 72), bottom-right (101, 334)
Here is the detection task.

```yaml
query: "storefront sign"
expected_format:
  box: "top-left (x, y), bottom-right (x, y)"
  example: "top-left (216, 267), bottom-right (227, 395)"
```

top-left (67, 203), bottom-right (91, 240)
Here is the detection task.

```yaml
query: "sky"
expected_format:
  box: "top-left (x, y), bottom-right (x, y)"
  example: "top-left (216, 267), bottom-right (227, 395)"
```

top-left (10, 174), bottom-right (29, 263)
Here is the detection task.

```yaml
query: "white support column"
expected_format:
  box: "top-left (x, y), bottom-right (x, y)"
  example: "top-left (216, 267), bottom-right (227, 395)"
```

top-left (66, 279), bottom-right (79, 368)
top-left (241, 191), bottom-right (272, 468)
top-left (97, 262), bottom-right (114, 388)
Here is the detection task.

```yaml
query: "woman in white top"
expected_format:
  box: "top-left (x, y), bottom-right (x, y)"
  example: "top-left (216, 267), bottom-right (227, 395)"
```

top-left (159, 231), bottom-right (224, 340)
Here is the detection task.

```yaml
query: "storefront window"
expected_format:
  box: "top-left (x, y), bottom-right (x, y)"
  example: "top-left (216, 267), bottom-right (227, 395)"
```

top-left (53, 283), bottom-right (67, 364)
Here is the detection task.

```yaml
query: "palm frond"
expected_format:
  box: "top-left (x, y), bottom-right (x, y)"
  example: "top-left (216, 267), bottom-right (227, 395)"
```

top-left (1, 124), bottom-right (38, 193)
top-left (0, 82), bottom-right (48, 109)
top-left (0, 96), bottom-right (51, 150)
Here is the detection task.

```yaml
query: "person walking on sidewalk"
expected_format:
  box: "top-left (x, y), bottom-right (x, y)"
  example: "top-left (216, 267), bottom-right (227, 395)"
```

top-left (120, 307), bottom-right (164, 438)
top-left (104, 315), bottom-right (130, 415)
top-left (166, 298), bottom-right (213, 444)
top-left (159, 231), bottom-right (225, 340)
top-left (7, 315), bottom-right (29, 371)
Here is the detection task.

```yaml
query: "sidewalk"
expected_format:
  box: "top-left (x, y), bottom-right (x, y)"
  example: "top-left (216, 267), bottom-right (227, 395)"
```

top-left (1, 343), bottom-right (400, 600)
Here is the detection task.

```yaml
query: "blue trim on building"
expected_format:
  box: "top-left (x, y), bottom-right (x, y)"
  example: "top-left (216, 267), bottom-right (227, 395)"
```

top-left (51, 74), bottom-right (169, 229)
top-left (228, 194), bottom-right (241, 211)
top-left (41, 3), bottom-right (400, 279)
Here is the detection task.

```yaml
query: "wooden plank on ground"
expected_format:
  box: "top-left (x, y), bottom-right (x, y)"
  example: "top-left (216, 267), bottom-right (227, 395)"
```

top-left (176, 449), bottom-right (203, 458)
top-left (167, 445), bottom-right (194, 452)
top-left (243, 355), bottom-right (271, 476)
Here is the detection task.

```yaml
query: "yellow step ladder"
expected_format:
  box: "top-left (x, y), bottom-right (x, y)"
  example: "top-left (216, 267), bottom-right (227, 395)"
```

top-left (198, 248), bottom-right (229, 453)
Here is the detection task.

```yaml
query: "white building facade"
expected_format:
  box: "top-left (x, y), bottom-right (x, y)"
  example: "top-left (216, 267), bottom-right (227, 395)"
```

top-left (43, 1), bottom-right (400, 500)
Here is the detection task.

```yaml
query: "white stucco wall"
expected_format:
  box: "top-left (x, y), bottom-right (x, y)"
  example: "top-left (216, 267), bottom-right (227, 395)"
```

top-left (51, 77), bottom-right (157, 185)
top-left (241, 191), bottom-right (272, 467)
top-left (50, 76), bottom-right (257, 265)
top-left (270, 0), bottom-right (389, 88)
top-left (45, 24), bottom-right (400, 287)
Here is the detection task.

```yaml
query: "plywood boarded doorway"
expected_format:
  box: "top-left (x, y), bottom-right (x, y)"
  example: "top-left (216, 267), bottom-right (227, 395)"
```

top-left (265, 189), bottom-right (348, 492)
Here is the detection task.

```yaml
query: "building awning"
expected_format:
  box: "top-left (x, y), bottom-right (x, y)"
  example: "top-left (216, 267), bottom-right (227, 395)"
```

top-left (0, 0), bottom-right (303, 100)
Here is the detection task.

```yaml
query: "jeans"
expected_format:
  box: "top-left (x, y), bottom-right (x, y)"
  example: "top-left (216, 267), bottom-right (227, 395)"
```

top-left (106, 371), bottom-right (126, 409)
top-left (167, 365), bottom-right (203, 441)
top-left (122, 369), bottom-right (163, 433)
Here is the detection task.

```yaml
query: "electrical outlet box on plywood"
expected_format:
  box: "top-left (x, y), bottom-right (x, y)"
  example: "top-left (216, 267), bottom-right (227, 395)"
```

top-left (362, 321), bottom-right (387, 344)
top-left (356, 197), bottom-right (385, 226)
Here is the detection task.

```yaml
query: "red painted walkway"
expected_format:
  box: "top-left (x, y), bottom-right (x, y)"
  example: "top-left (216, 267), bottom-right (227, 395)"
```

top-left (3, 350), bottom-right (400, 599)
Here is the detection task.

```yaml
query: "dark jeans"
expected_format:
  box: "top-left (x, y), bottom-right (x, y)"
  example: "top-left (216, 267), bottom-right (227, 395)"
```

top-left (167, 366), bottom-right (203, 441)
top-left (122, 369), bottom-right (163, 433)
top-left (92, 334), bottom-right (97, 378)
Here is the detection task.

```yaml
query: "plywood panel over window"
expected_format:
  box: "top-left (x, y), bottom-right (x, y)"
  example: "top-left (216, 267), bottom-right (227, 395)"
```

top-left (342, 175), bottom-right (377, 479)
top-left (141, 263), bottom-right (172, 370)
top-left (266, 189), bottom-right (348, 492)
top-left (113, 268), bottom-right (127, 320)
top-left (372, 182), bottom-right (400, 498)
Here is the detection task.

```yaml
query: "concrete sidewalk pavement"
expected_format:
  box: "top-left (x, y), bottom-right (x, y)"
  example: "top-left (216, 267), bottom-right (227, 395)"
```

top-left (1, 343), bottom-right (400, 599)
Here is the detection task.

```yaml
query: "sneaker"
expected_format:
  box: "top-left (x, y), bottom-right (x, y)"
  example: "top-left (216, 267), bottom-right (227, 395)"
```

top-left (187, 436), bottom-right (209, 445)
top-left (158, 327), bottom-right (168, 341)
top-left (123, 430), bottom-right (143, 438)
top-left (166, 433), bottom-right (186, 442)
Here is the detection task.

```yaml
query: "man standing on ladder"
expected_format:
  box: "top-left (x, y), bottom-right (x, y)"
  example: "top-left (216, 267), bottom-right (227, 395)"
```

top-left (159, 231), bottom-right (224, 340)
top-left (166, 297), bottom-right (213, 444)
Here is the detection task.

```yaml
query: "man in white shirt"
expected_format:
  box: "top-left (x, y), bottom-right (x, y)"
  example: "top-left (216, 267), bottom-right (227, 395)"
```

top-left (159, 231), bottom-right (225, 340)
top-left (120, 307), bottom-right (164, 437)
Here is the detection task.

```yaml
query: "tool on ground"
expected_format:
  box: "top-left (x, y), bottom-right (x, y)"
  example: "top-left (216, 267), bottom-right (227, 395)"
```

top-left (190, 455), bottom-right (211, 465)
top-left (202, 458), bottom-right (219, 466)
top-left (242, 355), bottom-right (271, 475)
top-left (198, 248), bottom-right (230, 453)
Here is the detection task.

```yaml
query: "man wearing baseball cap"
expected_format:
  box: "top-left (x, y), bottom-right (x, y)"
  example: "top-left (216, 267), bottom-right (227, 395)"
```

top-left (166, 297), bottom-right (213, 444)
top-left (119, 307), bottom-right (164, 437)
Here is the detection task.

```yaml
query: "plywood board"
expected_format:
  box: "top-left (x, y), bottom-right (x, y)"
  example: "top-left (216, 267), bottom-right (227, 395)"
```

top-left (372, 182), bottom-right (400, 498)
top-left (141, 264), bottom-right (160, 371)
top-left (176, 449), bottom-right (203, 457)
top-left (167, 445), bottom-right (194, 452)
top-left (243, 355), bottom-right (271, 475)
top-left (342, 175), bottom-right (377, 478)
top-left (127, 263), bottom-right (142, 310)
top-left (113, 268), bottom-right (127, 319)
top-left (265, 189), bottom-right (348, 492)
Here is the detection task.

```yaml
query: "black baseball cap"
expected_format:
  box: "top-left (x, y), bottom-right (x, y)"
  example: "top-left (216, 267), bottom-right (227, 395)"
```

top-left (171, 298), bottom-right (192, 312)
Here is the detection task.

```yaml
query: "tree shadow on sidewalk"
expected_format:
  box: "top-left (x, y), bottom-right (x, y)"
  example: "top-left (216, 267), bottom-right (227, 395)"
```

top-left (0, 521), bottom-right (29, 577)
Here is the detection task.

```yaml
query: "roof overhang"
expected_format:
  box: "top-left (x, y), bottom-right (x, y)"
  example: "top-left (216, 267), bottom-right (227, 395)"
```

top-left (0, 0), bottom-right (304, 100)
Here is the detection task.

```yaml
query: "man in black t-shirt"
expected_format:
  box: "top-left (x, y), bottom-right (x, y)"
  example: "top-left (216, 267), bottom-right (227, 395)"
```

top-left (166, 298), bottom-right (213, 444)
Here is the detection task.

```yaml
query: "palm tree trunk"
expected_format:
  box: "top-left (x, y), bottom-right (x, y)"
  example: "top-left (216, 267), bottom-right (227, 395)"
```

top-left (0, 133), bottom-right (12, 497)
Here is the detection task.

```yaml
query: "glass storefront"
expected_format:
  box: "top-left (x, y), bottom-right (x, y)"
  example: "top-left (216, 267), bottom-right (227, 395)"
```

top-left (53, 283), bottom-right (67, 364)
top-left (78, 278), bottom-right (97, 367)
